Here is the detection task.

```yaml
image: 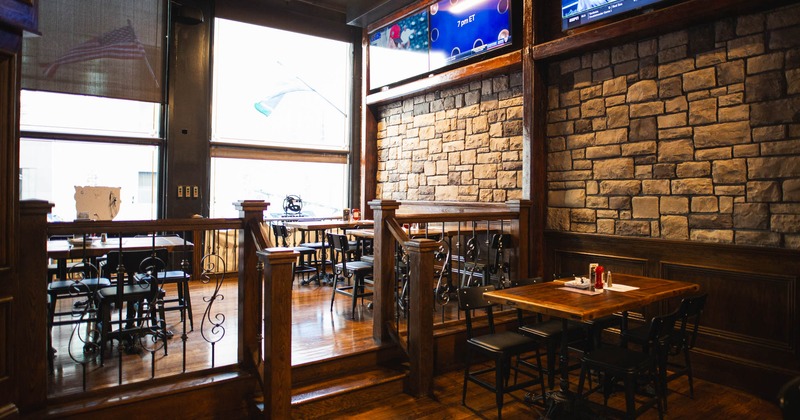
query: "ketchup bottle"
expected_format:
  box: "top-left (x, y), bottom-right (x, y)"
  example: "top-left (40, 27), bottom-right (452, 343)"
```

top-left (595, 265), bottom-right (604, 290)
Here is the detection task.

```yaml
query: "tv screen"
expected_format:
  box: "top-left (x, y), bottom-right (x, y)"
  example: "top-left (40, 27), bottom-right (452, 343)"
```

top-left (562, 0), bottom-right (665, 31)
top-left (428, 0), bottom-right (512, 71)
top-left (368, 0), bottom-right (515, 90)
top-left (369, 11), bottom-right (429, 90)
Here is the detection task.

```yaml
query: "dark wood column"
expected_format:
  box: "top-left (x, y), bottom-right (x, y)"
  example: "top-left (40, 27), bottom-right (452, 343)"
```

top-left (165, 0), bottom-right (212, 218)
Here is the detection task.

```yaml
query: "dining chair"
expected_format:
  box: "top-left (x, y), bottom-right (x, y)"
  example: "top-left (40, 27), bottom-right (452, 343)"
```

top-left (513, 277), bottom-right (587, 390)
top-left (328, 233), bottom-right (373, 319)
top-left (622, 292), bottom-right (707, 410)
top-left (552, 272), bottom-right (622, 352)
top-left (458, 285), bottom-right (546, 420)
top-left (95, 249), bottom-right (169, 365)
top-left (575, 310), bottom-right (679, 419)
top-left (47, 260), bottom-right (110, 369)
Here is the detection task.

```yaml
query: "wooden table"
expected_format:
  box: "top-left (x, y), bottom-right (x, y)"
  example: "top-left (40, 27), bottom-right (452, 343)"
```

top-left (284, 219), bottom-right (373, 232)
top-left (483, 274), bottom-right (700, 399)
top-left (48, 236), bottom-right (193, 278)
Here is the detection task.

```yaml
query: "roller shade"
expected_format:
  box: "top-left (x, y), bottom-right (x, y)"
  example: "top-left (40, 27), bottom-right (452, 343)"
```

top-left (21, 0), bottom-right (166, 103)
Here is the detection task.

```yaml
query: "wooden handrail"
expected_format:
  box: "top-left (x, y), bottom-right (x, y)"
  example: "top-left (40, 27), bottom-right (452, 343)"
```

top-left (393, 212), bottom-right (519, 224)
top-left (47, 218), bottom-right (243, 235)
top-left (369, 199), bottom-right (531, 398)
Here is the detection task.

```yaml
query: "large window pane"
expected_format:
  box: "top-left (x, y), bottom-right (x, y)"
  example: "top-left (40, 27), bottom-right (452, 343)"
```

top-left (20, 90), bottom-right (161, 138)
top-left (210, 158), bottom-right (346, 218)
top-left (20, 139), bottom-right (160, 221)
top-left (21, 0), bottom-right (166, 103)
top-left (212, 19), bottom-right (350, 150)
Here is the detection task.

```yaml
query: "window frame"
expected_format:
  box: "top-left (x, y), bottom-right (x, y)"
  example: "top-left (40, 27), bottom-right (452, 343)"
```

top-left (208, 17), bottom-right (356, 215)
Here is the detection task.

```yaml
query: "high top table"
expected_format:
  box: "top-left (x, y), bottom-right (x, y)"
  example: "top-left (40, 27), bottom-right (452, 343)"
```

top-left (483, 274), bottom-right (700, 413)
top-left (48, 235), bottom-right (193, 278)
top-left (283, 219), bottom-right (374, 284)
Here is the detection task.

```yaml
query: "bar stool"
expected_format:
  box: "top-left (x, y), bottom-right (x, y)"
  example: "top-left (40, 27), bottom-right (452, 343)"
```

top-left (298, 228), bottom-right (331, 285)
top-left (272, 224), bottom-right (319, 285)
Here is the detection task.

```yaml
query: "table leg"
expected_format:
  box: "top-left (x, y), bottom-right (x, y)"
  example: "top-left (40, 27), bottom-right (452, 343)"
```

top-left (559, 318), bottom-right (570, 393)
top-left (621, 310), bottom-right (629, 348)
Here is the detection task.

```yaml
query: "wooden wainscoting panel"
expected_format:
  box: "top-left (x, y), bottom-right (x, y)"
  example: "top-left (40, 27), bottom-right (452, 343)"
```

top-left (661, 262), bottom-right (797, 360)
top-left (0, 297), bottom-right (8, 381)
top-left (552, 249), bottom-right (648, 278)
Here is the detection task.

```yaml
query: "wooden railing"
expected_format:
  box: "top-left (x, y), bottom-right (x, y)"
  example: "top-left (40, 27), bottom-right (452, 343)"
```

top-left (17, 200), bottom-right (297, 417)
top-left (368, 199), bottom-right (531, 397)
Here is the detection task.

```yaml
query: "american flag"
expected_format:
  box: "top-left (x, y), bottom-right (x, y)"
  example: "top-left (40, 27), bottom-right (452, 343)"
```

top-left (44, 22), bottom-right (148, 78)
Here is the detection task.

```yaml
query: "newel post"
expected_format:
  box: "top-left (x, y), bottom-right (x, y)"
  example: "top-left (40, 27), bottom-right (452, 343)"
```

top-left (258, 247), bottom-right (297, 419)
top-left (368, 199), bottom-right (399, 342)
top-left (406, 238), bottom-right (438, 397)
top-left (17, 200), bottom-right (53, 412)
top-left (507, 200), bottom-right (532, 279)
top-left (235, 200), bottom-right (269, 370)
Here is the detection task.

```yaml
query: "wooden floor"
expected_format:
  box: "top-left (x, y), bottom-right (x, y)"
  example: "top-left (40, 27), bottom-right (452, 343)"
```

top-left (49, 275), bottom-right (782, 419)
top-left (328, 362), bottom-right (782, 419)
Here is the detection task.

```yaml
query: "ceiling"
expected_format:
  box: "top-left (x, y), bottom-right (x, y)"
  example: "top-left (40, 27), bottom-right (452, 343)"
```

top-left (255, 0), bottom-right (421, 27)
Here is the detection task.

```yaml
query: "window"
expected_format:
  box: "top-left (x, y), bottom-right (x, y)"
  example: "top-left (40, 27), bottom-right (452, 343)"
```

top-left (19, 0), bottom-right (166, 221)
top-left (20, 139), bottom-right (160, 221)
top-left (210, 18), bottom-right (352, 218)
top-left (20, 90), bottom-right (161, 138)
top-left (210, 158), bottom-right (346, 218)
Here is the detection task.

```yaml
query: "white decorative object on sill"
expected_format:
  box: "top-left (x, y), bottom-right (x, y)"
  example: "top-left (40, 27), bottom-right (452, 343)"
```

top-left (74, 186), bottom-right (121, 221)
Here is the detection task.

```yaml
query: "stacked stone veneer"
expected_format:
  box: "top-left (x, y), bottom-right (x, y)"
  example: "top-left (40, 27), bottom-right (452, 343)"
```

top-left (375, 72), bottom-right (524, 202)
top-left (546, 3), bottom-right (800, 249)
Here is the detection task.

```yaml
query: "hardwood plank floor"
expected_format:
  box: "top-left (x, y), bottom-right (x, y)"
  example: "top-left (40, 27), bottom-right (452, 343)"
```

top-left (49, 274), bottom-right (783, 419)
top-left (326, 360), bottom-right (782, 419)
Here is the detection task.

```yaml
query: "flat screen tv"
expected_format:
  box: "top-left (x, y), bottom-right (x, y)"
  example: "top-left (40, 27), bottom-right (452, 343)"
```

top-left (561, 0), bottom-right (666, 31)
top-left (429, 0), bottom-right (512, 71)
top-left (368, 0), bottom-right (515, 90)
top-left (369, 10), bottom-right (429, 90)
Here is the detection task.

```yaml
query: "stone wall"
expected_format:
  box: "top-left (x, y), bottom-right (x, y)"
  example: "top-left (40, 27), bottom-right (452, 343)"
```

top-left (545, 3), bottom-right (800, 249)
top-left (375, 72), bottom-right (524, 202)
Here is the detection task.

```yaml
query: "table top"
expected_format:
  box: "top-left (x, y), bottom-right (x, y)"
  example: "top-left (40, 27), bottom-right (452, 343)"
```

top-left (48, 236), bottom-right (193, 259)
top-left (483, 274), bottom-right (700, 321)
top-left (284, 219), bottom-right (373, 231)
top-left (347, 228), bottom-right (444, 239)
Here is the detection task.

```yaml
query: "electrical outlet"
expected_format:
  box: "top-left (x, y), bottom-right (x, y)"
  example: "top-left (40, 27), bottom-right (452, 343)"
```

top-left (177, 185), bottom-right (184, 198)
top-left (193, 186), bottom-right (199, 198)
top-left (185, 186), bottom-right (192, 198)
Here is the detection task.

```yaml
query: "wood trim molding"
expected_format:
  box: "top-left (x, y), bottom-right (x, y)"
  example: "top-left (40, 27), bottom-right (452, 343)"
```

top-left (365, 50), bottom-right (522, 106)
top-left (210, 143), bottom-right (348, 164)
top-left (532, 0), bottom-right (799, 61)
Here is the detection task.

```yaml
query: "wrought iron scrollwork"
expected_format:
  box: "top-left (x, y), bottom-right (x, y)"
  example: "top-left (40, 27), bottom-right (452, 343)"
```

top-left (433, 234), bottom-right (452, 306)
top-left (460, 228), bottom-right (482, 288)
top-left (65, 261), bottom-right (102, 365)
top-left (395, 244), bottom-right (410, 318)
top-left (489, 233), bottom-right (512, 289)
top-left (200, 252), bottom-right (227, 365)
